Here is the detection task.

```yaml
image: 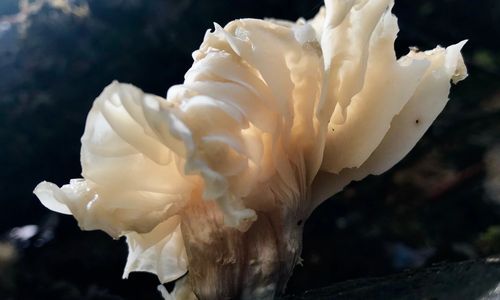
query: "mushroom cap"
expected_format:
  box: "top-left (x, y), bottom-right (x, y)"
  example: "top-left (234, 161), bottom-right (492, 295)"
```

top-left (34, 0), bottom-right (467, 294)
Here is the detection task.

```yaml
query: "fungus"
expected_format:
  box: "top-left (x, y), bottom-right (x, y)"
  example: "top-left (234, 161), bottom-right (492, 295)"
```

top-left (34, 0), bottom-right (467, 299)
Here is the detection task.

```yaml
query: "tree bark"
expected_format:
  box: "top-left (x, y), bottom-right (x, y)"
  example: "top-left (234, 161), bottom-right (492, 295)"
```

top-left (281, 257), bottom-right (500, 300)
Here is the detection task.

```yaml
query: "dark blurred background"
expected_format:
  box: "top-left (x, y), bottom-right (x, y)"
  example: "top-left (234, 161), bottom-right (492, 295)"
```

top-left (0, 0), bottom-right (499, 299)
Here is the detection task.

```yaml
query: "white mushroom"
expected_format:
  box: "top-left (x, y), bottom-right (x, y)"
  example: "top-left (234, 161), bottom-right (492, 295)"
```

top-left (34, 0), bottom-right (467, 299)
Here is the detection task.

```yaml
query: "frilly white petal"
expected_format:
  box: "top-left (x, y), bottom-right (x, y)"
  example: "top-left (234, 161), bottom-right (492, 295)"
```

top-left (321, 6), bottom-right (430, 173)
top-left (34, 181), bottom-right (73, 215)
top-left (312, 40), bottom-right (468, 208)
top-left (362, 40), bottom-right (468, 175)
top-left (35, 83), bottom-right (196, 237)
top-left (124, 216), bottom-right (188, 284)
top-left (172, 17), bottom-right (324, 228)
top-left (319, 0), bottom-right (395, 124)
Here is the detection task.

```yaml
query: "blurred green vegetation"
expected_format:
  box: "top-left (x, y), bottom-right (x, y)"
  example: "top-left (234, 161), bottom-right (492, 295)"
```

top-left (477, 226), bottom-right (500, 256)
top-left (0, 0), bottom-right (499, 299)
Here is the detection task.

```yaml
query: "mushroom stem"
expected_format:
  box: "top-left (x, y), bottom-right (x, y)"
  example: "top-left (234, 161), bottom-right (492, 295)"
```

top-left (180, 196), bottom-right (303, 299)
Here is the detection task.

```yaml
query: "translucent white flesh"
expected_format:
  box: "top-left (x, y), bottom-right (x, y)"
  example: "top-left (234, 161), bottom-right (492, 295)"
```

top-left (34, 0), bottom-right (467, 299)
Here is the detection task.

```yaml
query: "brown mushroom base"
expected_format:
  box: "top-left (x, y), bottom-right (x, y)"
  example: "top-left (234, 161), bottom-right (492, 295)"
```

top-left (180, 198), bottom-right (303, 300)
